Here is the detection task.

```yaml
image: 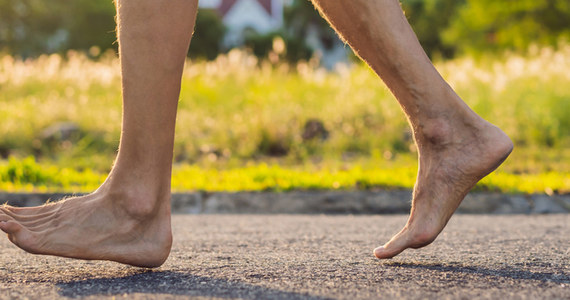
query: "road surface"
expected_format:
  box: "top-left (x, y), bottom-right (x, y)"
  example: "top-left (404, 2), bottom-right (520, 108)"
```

top-left (1, 214), bottom-right (568, 299)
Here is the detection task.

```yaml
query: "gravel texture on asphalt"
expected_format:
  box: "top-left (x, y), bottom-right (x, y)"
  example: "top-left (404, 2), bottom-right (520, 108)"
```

top-left (1, 214), bottom-right (568, 299)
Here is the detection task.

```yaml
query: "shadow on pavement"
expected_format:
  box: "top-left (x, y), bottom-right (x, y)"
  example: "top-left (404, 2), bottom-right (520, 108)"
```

top-left (384, 262), bottom-right (570, 284)
top-left (56, 270), bottom-right (330, 299)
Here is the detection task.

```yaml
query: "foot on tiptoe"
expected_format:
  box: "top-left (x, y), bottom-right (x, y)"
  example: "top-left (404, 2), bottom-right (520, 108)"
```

top-left (374, 116), bottom-right (513, 259)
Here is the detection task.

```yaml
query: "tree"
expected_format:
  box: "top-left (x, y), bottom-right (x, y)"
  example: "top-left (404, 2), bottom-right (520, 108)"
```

top-left (0, 0), bottom-right (116, 57)
top-left (443, 0), bottom-right (570, 54)
top-left (283, 0), bottom-right (463, 60)
top-left (188, 9), bottom-right (226, 60)
top-left (282, 0), bottom-right (337, 61)
top-left (400, 0), bottom-right (465, 58)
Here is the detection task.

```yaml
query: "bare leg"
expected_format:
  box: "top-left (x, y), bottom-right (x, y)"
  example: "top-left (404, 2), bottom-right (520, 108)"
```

top-left (0, 0), bottom-right (197, 267)
top-left (310, 0), bottom-right (513, 258)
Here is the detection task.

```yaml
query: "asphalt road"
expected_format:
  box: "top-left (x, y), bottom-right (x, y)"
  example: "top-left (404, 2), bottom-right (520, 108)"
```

top-left (0, 214), bottom-right (568, 299)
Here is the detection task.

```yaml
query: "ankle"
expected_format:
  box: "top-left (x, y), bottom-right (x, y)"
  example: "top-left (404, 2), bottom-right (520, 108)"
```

top-left (412, 99), bottom-right (491, 149)
top-left (413, 117), bottom-right (455, 147)
top-left (119, 190), bottom-right (170, 220)
top-left (97, 180), bottom-right (171, 219)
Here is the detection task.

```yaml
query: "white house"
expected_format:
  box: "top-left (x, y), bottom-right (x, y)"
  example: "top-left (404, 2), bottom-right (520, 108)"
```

top-left (200, 0), bottom-right (284, 47)
top-left (199, 0), bottom-right (348, 68)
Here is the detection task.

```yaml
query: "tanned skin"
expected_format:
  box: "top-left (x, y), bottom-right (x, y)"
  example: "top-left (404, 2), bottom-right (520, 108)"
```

top-left (0, 0), bottom-right (512, 267)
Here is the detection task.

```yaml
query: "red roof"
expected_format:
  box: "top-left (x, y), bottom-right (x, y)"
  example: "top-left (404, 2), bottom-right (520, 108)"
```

top-left (219, 0), bottom-right (272, 16)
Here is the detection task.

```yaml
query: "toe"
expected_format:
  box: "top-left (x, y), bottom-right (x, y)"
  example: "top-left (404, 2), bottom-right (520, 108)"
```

top-left (375, 223), bottom-right (442, 259)
top-left (374, 243), bottom-right (405, 259)
top-left (0, 220), bottom-right (22, 234)
top-left (373, 246), bottom-right (392, 259)
top-left (0, 221), bottom-right (41, 254)
top-left (374, 232), bottom-right (410, 259)
top-left (0, 213), bottom-right (15, 228)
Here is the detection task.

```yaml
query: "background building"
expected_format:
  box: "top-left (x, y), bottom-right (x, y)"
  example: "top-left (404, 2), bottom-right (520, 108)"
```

top-left (200, 0), bottom-right (284, 48)
top-left (199, 0), bottom-right (348, 68)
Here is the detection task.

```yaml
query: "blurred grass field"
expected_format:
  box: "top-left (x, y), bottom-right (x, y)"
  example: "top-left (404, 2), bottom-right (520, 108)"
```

top-left (1, 47), bottom-right (569, 194)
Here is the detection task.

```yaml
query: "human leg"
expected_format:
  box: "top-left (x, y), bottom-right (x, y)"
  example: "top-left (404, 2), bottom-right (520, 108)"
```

top-left (0, 0), bottom-right (197, 267)
top-left (309, 0), bottom-right (513, 258)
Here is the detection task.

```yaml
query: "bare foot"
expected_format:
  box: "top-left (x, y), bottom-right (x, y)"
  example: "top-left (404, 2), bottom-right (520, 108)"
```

top-left (374, 114), bottom-right (513, 259)
top-left (0, 188), bottom-right (172, 268)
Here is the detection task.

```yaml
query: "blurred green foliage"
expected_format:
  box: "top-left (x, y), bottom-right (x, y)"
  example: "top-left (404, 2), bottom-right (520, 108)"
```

top-left (400, 0), bottom-right (465, 58)
top-left (188, 9), bottom-right (226, 60)
top-left (2, 0), bottom-right (570, 59)
top-left (1, 48), bottom-right (570, 176)
top-left (1, 1), bottom-right (570, 193)
top-left (1, 156), bottom-right (568, 194)
top-left (243, 32), bottom-right (313, 63)
top-left (0, 0), bottom-right (116, 57)
top-left (0, 156), bottom-right (106, 191)
top-left (443, 0), bottom-right (570, 54)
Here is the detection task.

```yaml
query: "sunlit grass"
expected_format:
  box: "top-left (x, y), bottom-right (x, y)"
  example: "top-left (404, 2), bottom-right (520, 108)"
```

top-left (1, 156), bottom-right (568, 194)
top-left (1, 46), bottom-right (569, 194)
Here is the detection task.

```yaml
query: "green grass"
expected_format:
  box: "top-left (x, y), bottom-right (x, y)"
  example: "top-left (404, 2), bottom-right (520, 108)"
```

top-left (1, 156), bottom-right (568, 194)
top-left (1, 47), bottom-right (569, 194)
